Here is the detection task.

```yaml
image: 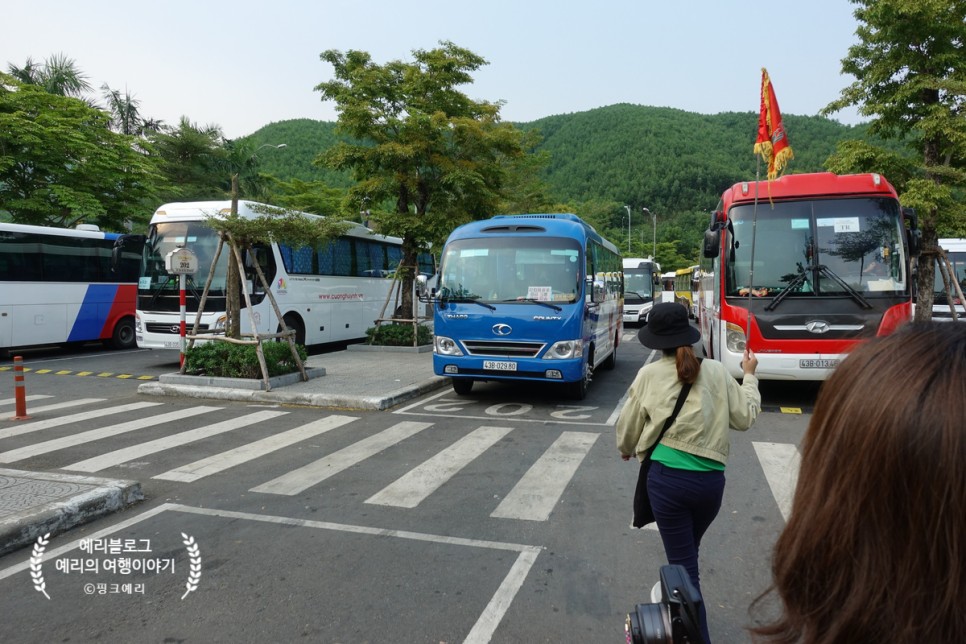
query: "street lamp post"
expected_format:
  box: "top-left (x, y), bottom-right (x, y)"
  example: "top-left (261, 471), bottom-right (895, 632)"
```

top-left (623, 205), bottom-right (631, 254)
top-left (642, 207), bottom-right (656, 260)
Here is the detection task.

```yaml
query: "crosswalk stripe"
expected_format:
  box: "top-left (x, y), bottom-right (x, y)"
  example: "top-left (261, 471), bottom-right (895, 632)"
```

top-left (0, 395), bottom-right (53, 406)
top-left (9, 398), bottom-right (105, 416)
top-left (752, 441), bottom-right (801, 523)
top-left (366, 425), bottom-right (515, 508)
top-left (62, 410), bottom-right (289, 472)
top-left (251, 420), bottom-right (432, 496)
top-left (491, 431), bottom-right (599, 521)
top-left (0, 406), bottom-right (220, 463)
top-left (0, 402), bottom-right (165, 440)
top-left (153, 415), bottom-right (358, 483)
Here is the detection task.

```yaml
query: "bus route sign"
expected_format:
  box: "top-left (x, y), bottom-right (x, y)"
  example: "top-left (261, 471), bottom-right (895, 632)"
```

top-left (164, 247), bottom-right (198, 275)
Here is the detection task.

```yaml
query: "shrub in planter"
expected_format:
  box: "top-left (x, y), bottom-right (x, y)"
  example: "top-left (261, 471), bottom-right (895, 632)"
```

top-left (365, 323), bottom-right (432, 347)
top-left (184, 341), bottom-right (308, 378)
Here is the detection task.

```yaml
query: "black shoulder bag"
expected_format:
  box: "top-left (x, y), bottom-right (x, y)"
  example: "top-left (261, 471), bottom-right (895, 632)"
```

top-left (631, 381), bottom-right (694, 528)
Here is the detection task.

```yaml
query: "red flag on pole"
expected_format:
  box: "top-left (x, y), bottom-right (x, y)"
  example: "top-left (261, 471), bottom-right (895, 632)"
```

top-left (754, 68), bottom-right (793, 180)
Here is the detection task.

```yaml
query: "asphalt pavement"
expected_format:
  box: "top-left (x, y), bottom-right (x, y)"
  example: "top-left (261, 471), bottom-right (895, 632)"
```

top-left (1, 345), bottom-right (448, 556)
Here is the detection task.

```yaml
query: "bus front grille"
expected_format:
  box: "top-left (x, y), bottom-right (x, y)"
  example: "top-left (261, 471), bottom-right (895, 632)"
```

top-left (145, 323), bottom-right (210, 335)
top-left (462, 340), bottom-right (545, 358)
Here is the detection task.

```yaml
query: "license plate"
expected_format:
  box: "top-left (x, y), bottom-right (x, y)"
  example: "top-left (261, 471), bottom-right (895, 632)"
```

top-left (163, 341), bottom-right (181, 349)
top-left (800, 359), bottom-right (839, 369)
top-left (483, 360), bottom-right (517, 371)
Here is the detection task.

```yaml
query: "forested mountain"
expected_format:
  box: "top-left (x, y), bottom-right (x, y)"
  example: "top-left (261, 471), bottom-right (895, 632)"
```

top-left (246, 104), bottom-right (896, 266)
top-left (250, 104), bottom-right (875, 212)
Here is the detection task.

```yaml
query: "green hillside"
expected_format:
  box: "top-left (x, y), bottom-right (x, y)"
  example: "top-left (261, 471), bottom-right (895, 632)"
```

top-left (244, 104), bottom-right (898, 266)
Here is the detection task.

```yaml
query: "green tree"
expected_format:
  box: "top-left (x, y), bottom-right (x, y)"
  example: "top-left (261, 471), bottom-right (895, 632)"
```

top-left (315, 42), bottom-right (531, 319)
top-left (823, 0), bottom-right (966, 320)
top-left (0, 73), bottom-right (163, 230)
top-left (7, 53), bottom-right (92, 98)
top-left (148, 116), bottom-right (226, 202)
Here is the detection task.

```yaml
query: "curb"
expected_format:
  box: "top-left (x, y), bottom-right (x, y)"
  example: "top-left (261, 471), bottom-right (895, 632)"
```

top-left (137, 375), bottom-right (450, 410)
top-left (0, 469), bottom-right (143, 557)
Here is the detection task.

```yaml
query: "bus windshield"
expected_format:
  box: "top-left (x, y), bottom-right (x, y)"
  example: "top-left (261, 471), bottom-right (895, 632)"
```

top-left (438, 237), bottom-right (581, 303)
top-left (726, 197), bottom-right (907, 298)
top-left (624, 268), bottom-right (654, 302)
top-left (140, 222), bottom-right (226, 297)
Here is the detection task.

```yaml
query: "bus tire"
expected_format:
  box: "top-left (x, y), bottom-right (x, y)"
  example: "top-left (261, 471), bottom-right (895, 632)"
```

top-left (452, 378), bottom-right (473, 395)
top-left (568, 361), bottom-right (590, 400)
top-left (280, 314), bottom-right (305, 346)
top-left (109, 316), bottom-right (136, 349)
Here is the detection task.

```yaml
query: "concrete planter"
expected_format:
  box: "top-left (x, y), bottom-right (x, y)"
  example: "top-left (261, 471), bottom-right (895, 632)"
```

top-left (158, 367), bottom-right (326, 391)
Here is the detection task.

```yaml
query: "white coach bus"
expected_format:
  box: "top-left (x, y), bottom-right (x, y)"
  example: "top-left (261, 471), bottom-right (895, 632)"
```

top-left (133, 201), bottom-right (433, 349)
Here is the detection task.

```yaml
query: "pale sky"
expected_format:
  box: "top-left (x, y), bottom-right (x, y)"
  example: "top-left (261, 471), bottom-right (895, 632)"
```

top-left (5, 0), bottom-right (865, 139)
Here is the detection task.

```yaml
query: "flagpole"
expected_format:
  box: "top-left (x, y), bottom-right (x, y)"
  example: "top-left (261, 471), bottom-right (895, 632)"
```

top-left (746, 157), bottom-right (761, 347)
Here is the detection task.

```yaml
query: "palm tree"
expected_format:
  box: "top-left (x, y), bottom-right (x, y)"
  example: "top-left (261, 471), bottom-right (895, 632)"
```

top-left (101, 83), bottom-right (143, 135)
top-left (7, 53), bottom-right (92, 98)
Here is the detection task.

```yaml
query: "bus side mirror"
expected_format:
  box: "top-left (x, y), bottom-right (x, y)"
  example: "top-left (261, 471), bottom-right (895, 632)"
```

top-left (703, 229), bottom-right (720, 259)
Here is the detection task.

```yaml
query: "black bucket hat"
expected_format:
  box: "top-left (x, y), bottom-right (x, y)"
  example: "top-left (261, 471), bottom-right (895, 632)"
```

top-left (638, 302), bottom-right (701, 350)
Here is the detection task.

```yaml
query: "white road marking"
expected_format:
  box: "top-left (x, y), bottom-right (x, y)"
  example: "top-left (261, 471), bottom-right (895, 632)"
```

top-left (752, 441), bottom-right (801, 522)
top-left (366, 425), bottom-right (515, 508)
top-left (0, 402), bottom-right (164, 440)
top-left (0, 406), bottom-right (219, 462)
top-left (250, 420), bottom-right (432, 496)
top-left (62, 410), bottom-right (288, 472)
top-left (491, 431), bottom-right (599, 521)
top-left (154, 414), bottom-right (358, 483)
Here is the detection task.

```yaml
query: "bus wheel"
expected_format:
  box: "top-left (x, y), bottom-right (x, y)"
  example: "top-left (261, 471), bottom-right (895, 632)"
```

top-left (109, 317), bottom-right (136, 349)
top-left (452, 378), bottom-right (473, 395)
top-left (568, 363), bottom-right (590, 400)
top-left (280, 315), bottom-right (305, 346)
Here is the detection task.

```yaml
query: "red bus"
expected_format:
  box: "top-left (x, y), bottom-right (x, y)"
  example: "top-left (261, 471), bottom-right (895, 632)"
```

top-left (696, 172), bottom-right (920, 380)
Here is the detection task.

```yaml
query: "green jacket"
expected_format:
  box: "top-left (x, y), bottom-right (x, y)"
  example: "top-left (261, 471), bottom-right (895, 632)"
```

top-left (616, 355), bottom-right (761, 466)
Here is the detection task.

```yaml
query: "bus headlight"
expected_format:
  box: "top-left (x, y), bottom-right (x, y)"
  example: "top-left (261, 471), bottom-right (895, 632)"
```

top-left (544, 339), bottom-right (583, 360)
top-left (135, 314), bottom-right (142, 332)
top-left (214, 315), bottom-right (226, 331)
top-left (434, 336), bottom-right (463, 356)
top-left (725, 322), bottom-right (746, 353)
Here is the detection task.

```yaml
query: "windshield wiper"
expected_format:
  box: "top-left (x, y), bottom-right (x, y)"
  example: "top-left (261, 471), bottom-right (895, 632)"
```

top-left (503, 298), bottom-right (563, 311)
top-left (445, 295), bottom-right (496, 311)
top-left (816, 264), bottom-right (872, 309)
top-left (145, 274), bottom-right (174, 309)
top-left (765, 263), bottom-right (811, 311)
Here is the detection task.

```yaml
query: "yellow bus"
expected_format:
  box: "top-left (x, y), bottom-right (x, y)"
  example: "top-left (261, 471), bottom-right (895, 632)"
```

top-left (674, 265), bottom-right (699, 318)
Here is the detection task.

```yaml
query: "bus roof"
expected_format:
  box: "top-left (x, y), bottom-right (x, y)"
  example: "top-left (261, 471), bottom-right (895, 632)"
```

top-left (939, 238), bottom-right (966, 252)
top-left (149, 200), bottom-right (403, 244)
top-left (721, 172), bottom-right (898, 209)
top-left (0, 221), bottom-right (117, 240)
top-left (623, 257), bottom-right (658, 269)
top-left (449, 213), bottom-right (620, 254)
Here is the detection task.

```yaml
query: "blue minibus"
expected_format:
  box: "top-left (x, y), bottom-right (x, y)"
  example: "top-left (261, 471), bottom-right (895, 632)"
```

top-left (417, 213), bottom-right (623, 399)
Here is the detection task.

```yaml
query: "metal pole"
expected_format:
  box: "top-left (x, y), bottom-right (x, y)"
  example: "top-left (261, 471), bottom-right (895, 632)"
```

top-left (179, 273), bottom-right (187, 368)
top-left (624, 205), bottom-right (631, 253)
top-left (11, 356), bottom-right (31, 420)
top-left (642, 208), bottom-right (656, 260)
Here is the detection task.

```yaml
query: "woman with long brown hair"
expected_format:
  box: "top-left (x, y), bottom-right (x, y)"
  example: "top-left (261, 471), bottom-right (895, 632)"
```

top-left (618, 302), bottom-right (761, 643)
top-left (751, 322), bottom-right (966, 643)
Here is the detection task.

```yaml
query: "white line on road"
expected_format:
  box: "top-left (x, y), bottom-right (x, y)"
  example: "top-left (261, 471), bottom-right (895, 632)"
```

top-left (153, 414), bottom-right (358, 483)
top-left (0, 406), bottom-right (219, 463)
top-left (491, 431), bottom-right (599, 521)
top-left (250, 420), bottom-right (432, 496)
top-left (752, 441), bottom-right (801, 523)
top-left (0, 394), bottom-right (53, 406)
top-left (0, 402), bottom-right (164, 440)
top-left (62, 410), bottom-right (289, 472)
top-left (366, 425), bottom-right (515, 508)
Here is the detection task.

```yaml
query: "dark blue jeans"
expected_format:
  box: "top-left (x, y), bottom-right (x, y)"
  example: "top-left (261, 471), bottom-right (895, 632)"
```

top-left (647, 461), bottom-right (725, 644)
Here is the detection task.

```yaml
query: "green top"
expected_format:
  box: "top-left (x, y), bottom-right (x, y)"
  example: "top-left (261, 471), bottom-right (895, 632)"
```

top-left (652, 443), bottom-right (725, 472)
